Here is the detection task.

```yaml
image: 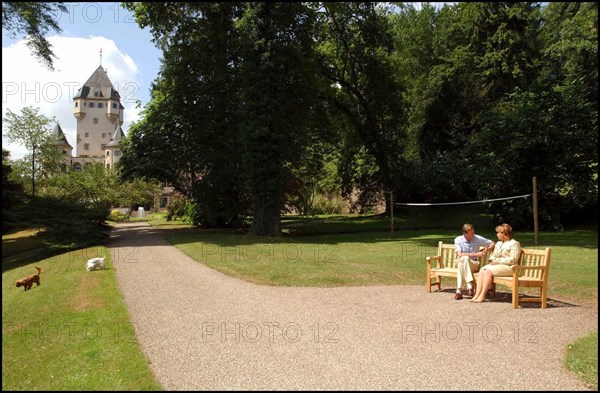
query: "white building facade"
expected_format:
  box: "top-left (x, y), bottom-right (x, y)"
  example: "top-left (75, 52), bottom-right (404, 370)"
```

top-left (68, 65), bottom-right (126, 171)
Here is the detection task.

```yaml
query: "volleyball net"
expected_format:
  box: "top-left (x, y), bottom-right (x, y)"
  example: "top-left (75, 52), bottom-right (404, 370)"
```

top-left (393, 193), bottom-right (532, 207)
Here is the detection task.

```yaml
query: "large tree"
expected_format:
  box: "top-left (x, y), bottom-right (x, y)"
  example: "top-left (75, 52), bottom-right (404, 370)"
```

top-left (316, 2), bottom-right (408, 212)
top-left (122, 2), bottom-right (249, 227)
top-left (238, 2), bottom-right (321, 235)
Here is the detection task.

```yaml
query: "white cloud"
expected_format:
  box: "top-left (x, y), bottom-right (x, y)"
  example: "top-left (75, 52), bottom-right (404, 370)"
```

top-left (2, 35), bottom-right (143, 160)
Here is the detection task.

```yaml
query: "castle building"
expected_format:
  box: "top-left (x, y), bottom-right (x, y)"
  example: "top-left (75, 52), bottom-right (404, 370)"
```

top-left (65, 65), bottom-right (126, 171)
top-left (50, 63), bottom-right (180, 212)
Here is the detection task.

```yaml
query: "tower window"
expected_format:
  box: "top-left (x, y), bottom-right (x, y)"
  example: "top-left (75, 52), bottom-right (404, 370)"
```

top-left (84, 143), bottom-right (90, 150)
top-left (98, 103), bottom-right (103, 108)
top-left (93, 118), bottom-right (99, 124)
top-left (89, 102), bottom-right (94, 108)
top-left (112, 103), bottom-right (117, 109)
top-left (102, 133), bottom-right (106, 138)
top-left (101, 144), bottom-right (106, 150)
top-left (75, 102), bottom-right (79, 107)
top-left (85, 133), bottom-right (89, 138)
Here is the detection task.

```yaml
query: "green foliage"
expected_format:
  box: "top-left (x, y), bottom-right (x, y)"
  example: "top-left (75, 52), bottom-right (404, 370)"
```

top-left (317, 2), bottom-right (408, 205)
top-left (239, 2), bottom-right (321, 235)
top-left (166, 198), bottom-right (197, 224)
top-left (2, 149), bottom-right (24, 233)
top-left (147, 210), bottom-right (167, 220)
top-left (6, 195), bottom-right (110, 249)
top-left (121, 3), bottom-right (249, 227)
top-left (467, 87), bottom-right (597, 230)
top-left (108, 209), bottom-right (130, 222)
top-left (309, 193), bottom-right (347, 216)
top-left (121, 2), bottom-right (598, 233)
top-left (2, 106), bottom-right (60, 196)
top-left (39, 163), bottom-right (162, 209)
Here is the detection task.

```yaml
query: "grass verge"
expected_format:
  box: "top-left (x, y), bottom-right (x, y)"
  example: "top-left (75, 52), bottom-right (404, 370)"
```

top-left (2, 246), bottom-right (161, 390)
top-left (565, 330), bottom-right (598, 390)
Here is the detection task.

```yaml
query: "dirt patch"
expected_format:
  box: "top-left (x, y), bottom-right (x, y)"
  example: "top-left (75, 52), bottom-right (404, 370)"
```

top-left (70, 273), bottom-right (105, 312)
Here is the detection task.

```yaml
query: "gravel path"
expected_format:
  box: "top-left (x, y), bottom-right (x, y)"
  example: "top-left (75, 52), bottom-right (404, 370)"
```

top-left (107, 222), bottom-right (597, 390)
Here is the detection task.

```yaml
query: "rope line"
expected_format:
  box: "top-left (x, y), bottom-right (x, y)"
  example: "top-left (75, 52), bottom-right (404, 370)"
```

top-left (394, 194), bottom-right (532, 206)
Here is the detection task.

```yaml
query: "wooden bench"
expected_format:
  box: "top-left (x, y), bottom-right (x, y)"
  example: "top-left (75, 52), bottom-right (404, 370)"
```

top-left (426, 242), bottom-right (553, 309)
top-left (425, 242), bottom-right (492, 293)
top-left (493, 247), bottom-right (552, 309)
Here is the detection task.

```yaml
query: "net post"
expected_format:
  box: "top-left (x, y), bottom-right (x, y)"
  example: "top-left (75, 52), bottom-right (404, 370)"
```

top-left (533, 177), bottom-right (539, 244)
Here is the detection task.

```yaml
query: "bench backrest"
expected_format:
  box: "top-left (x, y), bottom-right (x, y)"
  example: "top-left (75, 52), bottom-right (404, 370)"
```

top-left (437, 242), bottom-right (458, 268)
top-left (518, 247), bottom-right (552, 280)
top-left (437, 241), bottom-right (491, 269)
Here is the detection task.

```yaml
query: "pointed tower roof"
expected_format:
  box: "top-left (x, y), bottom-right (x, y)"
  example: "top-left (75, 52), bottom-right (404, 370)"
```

top-left (52, 123), bottom-right (72, 148)
top-left (107, 124), bottom-right (126, 147)
top-left (73, 65), bottom-right (121, 100)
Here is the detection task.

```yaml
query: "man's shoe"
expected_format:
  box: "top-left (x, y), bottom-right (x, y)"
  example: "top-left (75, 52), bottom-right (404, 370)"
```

top-left (466, 288), bottom-right (474, 297)
top-left (454, 291), bottom-right (463, 300)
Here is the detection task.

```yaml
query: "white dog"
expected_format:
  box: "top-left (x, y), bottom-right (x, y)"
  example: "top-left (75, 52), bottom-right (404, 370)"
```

top-left (86, 257), bottom-right (106, 271)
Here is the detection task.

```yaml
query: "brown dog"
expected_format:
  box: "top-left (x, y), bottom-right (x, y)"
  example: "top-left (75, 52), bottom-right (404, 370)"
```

top-left (15, 266), bottom-right (42, 291)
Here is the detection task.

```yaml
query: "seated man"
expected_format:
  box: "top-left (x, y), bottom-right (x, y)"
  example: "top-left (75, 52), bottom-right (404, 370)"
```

top-left (453, 223), bottom-right (495, 300)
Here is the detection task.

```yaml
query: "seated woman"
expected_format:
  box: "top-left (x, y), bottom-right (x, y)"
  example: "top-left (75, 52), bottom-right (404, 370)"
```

top-left (471, 223), bottom-right (521, 303)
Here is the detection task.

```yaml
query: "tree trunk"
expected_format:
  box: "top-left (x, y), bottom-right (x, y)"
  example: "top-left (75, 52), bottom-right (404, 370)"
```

top-left (249, 199), bottom-right (281, 236)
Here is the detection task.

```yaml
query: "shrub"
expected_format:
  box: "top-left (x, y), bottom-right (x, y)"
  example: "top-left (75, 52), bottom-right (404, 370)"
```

top-left (166, 198), bottom-right (196, 224)
top-left (109, 210), bottom-right (130, 222)
top-left (147, 211), bottom-right (167, 220)
top-left (8, 195), bottom-right (110, 249)
top-left (309, 193), bottom-right (347, 215)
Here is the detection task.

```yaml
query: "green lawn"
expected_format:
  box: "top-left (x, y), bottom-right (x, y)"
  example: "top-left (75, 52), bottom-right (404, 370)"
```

top-left (2, 246), bottom-right (161, 390)
top-left (165, 228), bottom-right (598, 302)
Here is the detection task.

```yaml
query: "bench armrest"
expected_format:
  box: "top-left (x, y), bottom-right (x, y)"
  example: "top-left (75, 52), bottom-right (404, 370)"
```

top-left (426, 255), bottom-right (442, 269)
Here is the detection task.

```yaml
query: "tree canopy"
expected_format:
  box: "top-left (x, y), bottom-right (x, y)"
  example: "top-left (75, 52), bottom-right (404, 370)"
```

top-left (120, 2), bottom-right (597, 233)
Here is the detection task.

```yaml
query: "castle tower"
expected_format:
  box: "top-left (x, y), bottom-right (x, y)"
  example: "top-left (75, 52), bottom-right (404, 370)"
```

top-left (105, 123), bottom-right (126, 170)
top-left (72, 65), bottom-right (124, 168)
top-left (51, 123), bottom-right (73, 171)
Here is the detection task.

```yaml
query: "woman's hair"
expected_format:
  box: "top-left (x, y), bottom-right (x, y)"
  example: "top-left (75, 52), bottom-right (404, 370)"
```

top-left (495, 223), bottom-right (513, 239)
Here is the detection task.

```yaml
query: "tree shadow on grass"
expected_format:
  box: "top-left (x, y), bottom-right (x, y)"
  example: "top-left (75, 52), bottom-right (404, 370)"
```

top-left (2, 247), bottom-right (66, 274)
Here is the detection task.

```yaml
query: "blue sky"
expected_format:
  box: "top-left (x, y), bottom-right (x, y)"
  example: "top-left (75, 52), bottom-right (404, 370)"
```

top-left (2, 2), bottom-right (162, 160)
